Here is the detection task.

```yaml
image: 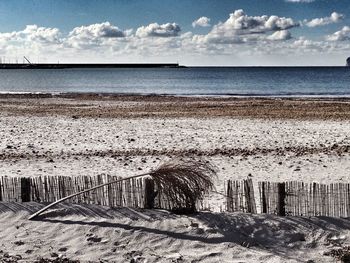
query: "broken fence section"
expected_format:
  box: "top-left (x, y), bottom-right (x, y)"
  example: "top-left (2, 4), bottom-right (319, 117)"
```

top-left (0, 175), bottom-right (210, 211)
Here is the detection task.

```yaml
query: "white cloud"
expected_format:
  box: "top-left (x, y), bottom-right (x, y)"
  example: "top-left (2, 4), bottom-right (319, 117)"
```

top-left (22, 25), bottom-right (61, 44)
top-left (0, 25), bottom-right (61, 45)
top-left (267, 30), bottom-right (292, 41)
top-left (291, 37), bottom-right (324, 51)
top-left (199, 9), bottom-right (299, 44)
top-left (213, 9), bottom-right (298, 34)
top-left (305, 12), bottom-right (344, 27)
top-left (0, 25), bottom-right (63, 63)
top-left (0, 12), bottom-right (349, 65)
top-left (68, 22), bottom-right (127, 39)
top-left (136, 23), bottom-right (181, 37)
top-left (326, 26), bottom-right (350, 41)
top-left (65, 22), bottom-right (130, 49)
top-left (0, 24), bottom-right (61, 59)
top-left (192, 17), bottom-right (211, 28)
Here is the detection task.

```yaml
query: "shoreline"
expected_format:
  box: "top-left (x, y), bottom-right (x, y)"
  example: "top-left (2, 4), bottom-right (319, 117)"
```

top-left (0, 93), bottom-right (350, 120)
top-left (2, 91), bottom-right (350, 99)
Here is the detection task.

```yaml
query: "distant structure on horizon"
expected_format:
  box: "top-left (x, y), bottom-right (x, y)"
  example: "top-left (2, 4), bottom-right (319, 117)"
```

top-left (0, 57), bottom-right (183, 69)
top-left (347, 57), bottom-right (350, 67)
top-left (0, 56), bottom-right (186, 69)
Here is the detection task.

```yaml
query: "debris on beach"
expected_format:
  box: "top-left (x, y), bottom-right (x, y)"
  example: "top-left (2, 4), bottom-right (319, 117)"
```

top-left (324, 246), bottom-right (350, 263)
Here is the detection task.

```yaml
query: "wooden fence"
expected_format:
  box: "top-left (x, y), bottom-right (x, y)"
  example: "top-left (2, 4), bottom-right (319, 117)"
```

top-left (258, 181), bottom-right (350, 217)
top-left (0, 175), bottom-right (210, 211)
top-left (226, 180), bottom-right (350, 217)
top-left (225, 179), bottom-right (256, 213)
top-left (1, 175), bottom-right (349, 217)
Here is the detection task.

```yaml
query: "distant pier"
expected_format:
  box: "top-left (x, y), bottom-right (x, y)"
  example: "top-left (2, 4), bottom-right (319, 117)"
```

top-left (0, 63), bottom-right (184, 69)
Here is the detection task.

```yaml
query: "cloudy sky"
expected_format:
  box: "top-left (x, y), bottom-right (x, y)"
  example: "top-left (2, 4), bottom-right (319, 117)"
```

top-left (0, 0), bottom-right (350, 66)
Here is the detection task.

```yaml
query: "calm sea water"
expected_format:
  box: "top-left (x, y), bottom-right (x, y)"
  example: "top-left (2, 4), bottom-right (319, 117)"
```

top-left (0, 67), bottom-right (349, 96)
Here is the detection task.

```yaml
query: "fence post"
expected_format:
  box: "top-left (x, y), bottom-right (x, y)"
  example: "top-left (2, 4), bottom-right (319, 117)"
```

top-left (21, 178), bottom-right (31, 202)
top-left (0, 178), bottom-right (2, 201)
top-left (277, 183), bottom-right (286, 216)
top-left (226, 180), bottom-right (233, 212)
top-left (144, 179), bottom-right (156, 209)
top-left (261, 182), bottom-right (267, 213)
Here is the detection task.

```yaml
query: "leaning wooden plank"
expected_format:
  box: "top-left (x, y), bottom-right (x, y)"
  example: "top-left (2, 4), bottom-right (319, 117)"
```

top-left (28, 173), bottom-right (150, 220)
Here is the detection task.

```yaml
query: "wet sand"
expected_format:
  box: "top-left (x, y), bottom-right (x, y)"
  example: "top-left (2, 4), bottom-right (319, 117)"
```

top-left (1, 93), bottom-right (350, 119)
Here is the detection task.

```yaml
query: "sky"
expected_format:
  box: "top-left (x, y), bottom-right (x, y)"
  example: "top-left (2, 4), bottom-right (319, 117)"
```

top-left (0, 0), bottom-right (349, 66)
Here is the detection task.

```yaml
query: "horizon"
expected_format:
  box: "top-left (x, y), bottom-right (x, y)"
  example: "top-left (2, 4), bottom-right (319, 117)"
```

top-left (0, 0), bottom-right (350, 66)
top-left (1, 62), bottom-right (350, 67)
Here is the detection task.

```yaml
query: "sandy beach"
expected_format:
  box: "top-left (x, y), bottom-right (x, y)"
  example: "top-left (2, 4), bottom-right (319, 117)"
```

top-left (1, 94), bottom-right (350, 262)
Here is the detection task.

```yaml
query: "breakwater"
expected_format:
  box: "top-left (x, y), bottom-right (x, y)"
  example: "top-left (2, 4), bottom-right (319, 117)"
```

top-left (0, 63), bottom-right (182, 69)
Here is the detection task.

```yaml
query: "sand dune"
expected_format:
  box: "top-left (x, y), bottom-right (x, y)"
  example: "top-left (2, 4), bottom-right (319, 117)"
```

top-left (0, 202), bottom-right (349, 262)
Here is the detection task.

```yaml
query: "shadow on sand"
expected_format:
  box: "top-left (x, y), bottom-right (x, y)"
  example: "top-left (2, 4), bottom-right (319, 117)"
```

top-left (1, 201), bottom-right (349, 261)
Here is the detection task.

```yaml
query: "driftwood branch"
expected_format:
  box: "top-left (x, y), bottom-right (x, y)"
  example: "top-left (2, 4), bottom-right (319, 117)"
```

top-left (28, 158), bottom-right (216, 220)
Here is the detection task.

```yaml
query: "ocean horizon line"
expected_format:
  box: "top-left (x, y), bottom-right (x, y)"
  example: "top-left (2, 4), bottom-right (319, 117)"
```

top-left (0, 63), bottom-right (348, 68)
top-left (1, 91), bottom-right (350, 99)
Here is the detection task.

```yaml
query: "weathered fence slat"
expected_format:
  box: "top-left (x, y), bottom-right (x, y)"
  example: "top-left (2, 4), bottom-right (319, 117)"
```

top-left (226, 179), bottom-right (257, 213)
top-left (0, 178), bottom-right (2, 202)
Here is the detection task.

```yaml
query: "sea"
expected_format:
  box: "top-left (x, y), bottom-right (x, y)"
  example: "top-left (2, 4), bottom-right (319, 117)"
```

top-left (0, 67), bottom-right (349, 97)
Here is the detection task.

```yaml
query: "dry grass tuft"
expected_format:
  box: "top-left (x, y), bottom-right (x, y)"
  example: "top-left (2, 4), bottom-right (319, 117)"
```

top-left (150, 158), bottom-right (217, 213)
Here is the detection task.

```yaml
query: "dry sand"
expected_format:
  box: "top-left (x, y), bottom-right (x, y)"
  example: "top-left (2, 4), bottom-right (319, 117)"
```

top-left (1, 203), bottom-right (350, 263)
top-left (0, 94), bottom-right (349, 262)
